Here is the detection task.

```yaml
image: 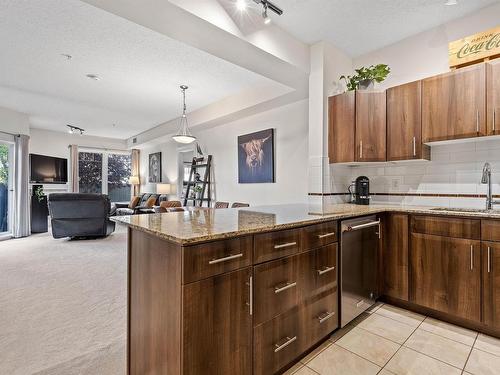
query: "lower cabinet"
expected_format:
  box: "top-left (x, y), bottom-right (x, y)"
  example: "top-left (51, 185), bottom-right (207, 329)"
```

top-left (482, 242), bottom-right (500, 329)
top-left (410, 233), bottom-right (481, 322)
top-left (183, 267), bottom-right (253, 375)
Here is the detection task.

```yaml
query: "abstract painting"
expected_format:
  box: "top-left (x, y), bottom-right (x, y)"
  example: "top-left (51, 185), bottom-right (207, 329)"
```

top-left (148, 152), bottom-right (162, 183)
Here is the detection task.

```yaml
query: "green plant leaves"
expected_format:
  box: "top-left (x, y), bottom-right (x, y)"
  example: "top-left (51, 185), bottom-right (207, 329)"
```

top-left (339, 64), bottom-right (391, 91)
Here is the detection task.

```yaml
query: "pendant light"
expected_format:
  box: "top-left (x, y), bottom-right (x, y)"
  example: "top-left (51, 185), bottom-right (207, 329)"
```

top-left (172, 85), bottom-right (196, 144)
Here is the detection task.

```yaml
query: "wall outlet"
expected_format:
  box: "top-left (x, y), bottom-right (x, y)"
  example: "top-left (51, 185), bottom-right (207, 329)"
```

top-left (391, 178), bottom-right (400, 189)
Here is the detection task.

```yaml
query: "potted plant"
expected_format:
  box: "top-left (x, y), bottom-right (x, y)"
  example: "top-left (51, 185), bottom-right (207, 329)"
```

top-left (340, 64), bottom-right (390, 91)
top-left (193, 185), bottom-right (203, 200)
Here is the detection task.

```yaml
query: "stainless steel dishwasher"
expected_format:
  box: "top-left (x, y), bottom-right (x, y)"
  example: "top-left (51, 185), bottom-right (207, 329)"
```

top-left (340, 215), bottom-right (380, 327)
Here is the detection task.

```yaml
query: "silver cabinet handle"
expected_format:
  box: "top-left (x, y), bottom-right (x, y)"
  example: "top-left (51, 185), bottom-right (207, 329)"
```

top-left (208, 253), bottom-right (243, 265)
top-left (318, 311), bottom-right (336, 324)
top-left (412, 136), bottom-right (416, 157)
top-left (274, 336), bottom-right (297, 353)
top-left (318, 232), bottom-right (336, 239)
top-left (317, 266), bottom-right (336, 275)
top-left (274, 242), bottom-right (296, 249)
top-left (477, 110), bottom-right (480, 132)
top-left (359, 140), bottom-right (363, 159)
top-left (494, 109), bottom-right (497, 132)
top-left (488, 246), bottom-right (491, 273)
top-left (346, 220), bottom-right (381, 232)
top-left (274, 281), bottom-right (297, 294)
top-left (246, 276), bottom-right (253, 316)
top-left (470, 245), bottom-right (474, 270)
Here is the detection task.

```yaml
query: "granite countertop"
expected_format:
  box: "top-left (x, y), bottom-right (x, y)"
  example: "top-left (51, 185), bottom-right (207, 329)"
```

top-left (111, 203), bottom-right (500, 245)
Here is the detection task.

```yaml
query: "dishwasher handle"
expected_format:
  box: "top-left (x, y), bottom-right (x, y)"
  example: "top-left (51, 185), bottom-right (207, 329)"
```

top-left (344, 220), bottom-right (381, 232)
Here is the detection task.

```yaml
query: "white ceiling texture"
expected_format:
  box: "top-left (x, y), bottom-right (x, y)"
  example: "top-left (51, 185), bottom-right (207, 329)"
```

top-left (0, 0), bottom-right (275, 138)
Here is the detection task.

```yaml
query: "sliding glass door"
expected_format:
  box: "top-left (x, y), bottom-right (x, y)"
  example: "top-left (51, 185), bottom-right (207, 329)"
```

top-left (0, 141), bottom-right (13, 236)
top-left (78, 149), bottom-right (131, 202)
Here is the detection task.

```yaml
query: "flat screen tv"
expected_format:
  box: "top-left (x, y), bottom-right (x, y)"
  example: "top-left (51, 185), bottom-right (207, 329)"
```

top-left (30, 154), bottom-right (68, 184)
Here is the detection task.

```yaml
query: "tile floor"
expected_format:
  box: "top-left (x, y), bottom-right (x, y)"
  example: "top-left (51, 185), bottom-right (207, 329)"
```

top-left (284, 303), bottom-right (500, 375)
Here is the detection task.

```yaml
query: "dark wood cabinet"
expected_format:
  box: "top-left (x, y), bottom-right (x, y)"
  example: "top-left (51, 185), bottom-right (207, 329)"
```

top-left (487, 59), bottom-right (500, 135)
top-left (482, 241), bottom-right (500, 329)
top-left (328, 91), bottom-right (356, 163)
top-left (387, 81), bottom-right (430, 161)
top-left (422, 64), bottom-right (486, 142)
top-left (183, 268), bottom-right (252, 375)
top-left (382, 213), bottom-right (409, 301)
top-left (410, 233), bottom-right (481, 322)
top-left (254, 229), bottom-right (300, 264)
top-left (355, 90), bottom-right (387, 162)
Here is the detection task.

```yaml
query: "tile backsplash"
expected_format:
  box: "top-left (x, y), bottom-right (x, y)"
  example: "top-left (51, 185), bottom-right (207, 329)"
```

top-left (327, 138), bottom-right (500, 208)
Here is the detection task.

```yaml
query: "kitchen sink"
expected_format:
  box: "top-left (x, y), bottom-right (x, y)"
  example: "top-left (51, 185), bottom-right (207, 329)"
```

top-left (430, 207), bottom-right (500, 214)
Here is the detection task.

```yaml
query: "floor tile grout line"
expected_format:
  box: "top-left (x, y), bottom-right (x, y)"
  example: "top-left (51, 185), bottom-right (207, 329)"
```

top-left (462, 334), bottom-right (478, 372)
top-left (472, 345), bottom-right (500, 358)
top-left (331, 342), bottom-right (385, 369)
top-left (355, 325), bottom-right (412, 346)
top-left (418, 316), bottom-right (479, 347)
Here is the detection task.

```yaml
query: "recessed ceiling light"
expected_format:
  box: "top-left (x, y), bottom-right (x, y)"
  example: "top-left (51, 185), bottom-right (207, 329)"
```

top-left (236, 0), bottom-right (247, 11)
top-left (86, 74), bottom-right (100, 81)
top-left (445, 0), bottom-right (457, 5)
top-left (61, 53), bottom-right (72, 60)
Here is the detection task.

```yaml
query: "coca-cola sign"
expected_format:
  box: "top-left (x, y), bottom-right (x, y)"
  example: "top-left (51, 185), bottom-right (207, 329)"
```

top-left (449, 26), bottom-right (500, 68)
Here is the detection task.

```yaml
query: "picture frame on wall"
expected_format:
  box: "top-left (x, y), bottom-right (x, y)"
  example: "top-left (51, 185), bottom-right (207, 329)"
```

top-left (238, 128), bottom-right (275, 184)
top-left (148, 152), bottom-right (162, 183)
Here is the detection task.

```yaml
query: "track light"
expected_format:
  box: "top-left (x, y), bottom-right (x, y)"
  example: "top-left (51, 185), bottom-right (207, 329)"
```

top-left (253, 0), bottom-right (283, 23)
top-left (67, 124), bottom-right (85, 136)
top-left (445, 0), bottom-right (457, 5)
top-left (236, 0), bottom-right (247, 11)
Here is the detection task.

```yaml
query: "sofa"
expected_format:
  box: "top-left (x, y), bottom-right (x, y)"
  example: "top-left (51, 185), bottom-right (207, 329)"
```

top-left (114, 193), bottom-right (168, 215)
top-left (48, 193), bottom-right (116, 239)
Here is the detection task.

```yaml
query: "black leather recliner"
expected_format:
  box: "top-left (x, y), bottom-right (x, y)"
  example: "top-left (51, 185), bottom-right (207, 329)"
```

top-left (48, 193), bottom-right (116, 239)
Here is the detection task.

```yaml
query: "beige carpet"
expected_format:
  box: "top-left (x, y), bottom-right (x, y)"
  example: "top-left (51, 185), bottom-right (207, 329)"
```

top-left (0, 226), bottom-right (127, 375)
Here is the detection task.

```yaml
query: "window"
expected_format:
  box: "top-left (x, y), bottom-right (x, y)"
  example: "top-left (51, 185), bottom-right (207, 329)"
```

top-left (78, 150), bottom-right (131, 202)
top-left (0, 142), bottom-right (13, 235)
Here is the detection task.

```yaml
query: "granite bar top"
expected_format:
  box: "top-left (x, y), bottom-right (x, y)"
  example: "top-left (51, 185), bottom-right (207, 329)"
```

top-left (111, 203), bottom-right (500, 245)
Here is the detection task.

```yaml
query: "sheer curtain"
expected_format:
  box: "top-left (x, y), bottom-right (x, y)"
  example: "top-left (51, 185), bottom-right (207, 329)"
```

top-left (131, 149), bottom-right (140, 196)
top-left (69, 144), bottom-right (79, 193)
top-left (12, 134), bottom-right (30, 237)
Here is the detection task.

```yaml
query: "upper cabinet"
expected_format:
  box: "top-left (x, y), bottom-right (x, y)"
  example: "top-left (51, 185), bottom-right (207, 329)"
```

top-left (387, 81), bottom-right (430, 161)
top-left (356, 91), bottom-right (387, 162)
top-left (487, 59), bottom-right (500, 136)
top-left (328, 91), bottom-right (386, 163)
top-left (422, 64), bottom-right (486, 142)
top-left (328, 92), bottom-right (355, 163)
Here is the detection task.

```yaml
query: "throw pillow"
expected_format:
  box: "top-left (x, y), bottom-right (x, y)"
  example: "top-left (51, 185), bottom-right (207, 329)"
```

top-left (144, 196), bottom-right (157, 208)
top-left (128, 196), bottom-right (141, 209)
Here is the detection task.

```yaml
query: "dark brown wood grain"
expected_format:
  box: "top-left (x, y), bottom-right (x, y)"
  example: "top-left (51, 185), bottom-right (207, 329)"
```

top-left (253, 255), bottom-right (299, 326)
top-left (254, 228), bottom-right (301, 264)
top-left (411, 215), bottom-right (480, 239)
top-left (301, 221), bottom-right (338, 251)
top-left (183, 236), bottom-right (253, 283)
top-left (355, 90), bottom-right (387, 162)
top-left (328, 92), bottom-right (356, 163)
top-left (410, 233), bottom-right (481, 322)
top-left (482, 220), bottom-right (500, 242)
top-left (253, 307), bottom-right (301, 375)
top-left (387, 81), bottom-right (430, 161)
top-left (129, 229), bottom-right (182, 375)
top-left (483, 241), bottom-right (500, 329)
top-left (422, 64), bottom-right (486, 142)
top-left (487, 59), bottom-right (500, 135)
top-left (182, 267), bottom-right (252, 375)
top-left (382, 213), bottom-right (409, 301)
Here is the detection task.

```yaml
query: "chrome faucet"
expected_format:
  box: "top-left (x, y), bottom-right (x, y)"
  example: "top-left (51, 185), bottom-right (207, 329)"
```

top-left (481, 162), bottom-right (500, 210)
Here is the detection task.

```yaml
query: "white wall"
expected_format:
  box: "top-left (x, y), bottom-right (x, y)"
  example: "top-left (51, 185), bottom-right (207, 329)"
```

top-left (353, 3), bottom-right (500, 88)
top-left (0, 107), bottom-right (30, 135)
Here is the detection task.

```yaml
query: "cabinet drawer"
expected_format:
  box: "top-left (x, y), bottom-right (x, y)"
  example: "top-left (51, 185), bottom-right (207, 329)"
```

top-left (183, 236), bottom-right (253, 283)
top-left (299, 244), bottom-right (338, 300)
top-left (254, 229), bottom-right (300, 264)
top-left (253, 307), bottom-right (301, 375)
top-left (482, 220), bottom-right (500, 242)
top-left (254, 255), bottom-right (298, 326)
top-left (411, 215), bottom-right (480, 239)
top-left (301, 221), bottom-right (338, 250)
top-left (300, 289), bottom-right (338, 350)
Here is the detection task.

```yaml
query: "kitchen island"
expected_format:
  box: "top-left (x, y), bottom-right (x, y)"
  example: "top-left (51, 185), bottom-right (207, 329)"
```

top-left (114, 203), bottom-right (500, 375)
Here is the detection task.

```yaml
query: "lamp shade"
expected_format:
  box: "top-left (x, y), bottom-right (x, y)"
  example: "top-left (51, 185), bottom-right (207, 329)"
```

top-left (156, 183), bottom-right (172, 194)
top-left (129, 176), bottom-right (140, 185)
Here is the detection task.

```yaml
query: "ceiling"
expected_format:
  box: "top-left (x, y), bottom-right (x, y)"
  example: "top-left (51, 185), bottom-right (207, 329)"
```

top-left (0, 0), bottom-right (274, 139)
top-left (259, 0), bottom-right (500, 57)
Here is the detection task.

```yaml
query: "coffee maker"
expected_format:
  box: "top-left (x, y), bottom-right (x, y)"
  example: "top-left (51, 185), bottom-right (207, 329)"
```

top-left (351, 176), bottom-right (370, 205)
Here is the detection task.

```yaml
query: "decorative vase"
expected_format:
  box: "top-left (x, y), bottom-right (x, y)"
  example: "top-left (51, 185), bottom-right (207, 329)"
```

top-left (358, 79), bottom-right (375, 90)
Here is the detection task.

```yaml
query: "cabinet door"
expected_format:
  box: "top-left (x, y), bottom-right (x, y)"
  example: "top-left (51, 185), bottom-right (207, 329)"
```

top-left (328, 92), bottom-right (356, 163)
top-left (422, 64), bottom-right (486, 142)
top-left (487, 59), bottom-right (500, 135)
top-left (183, 268), bottom-right (252, 375)
top-left (387, 81), bottom-right (429, 161)
top-left (410, 233), bottom-right (481, 322)
top-left (356, 91), bottom-right (387, 162)
top-left (482, 242), bottom-right (500, 329)
top-left (382, 214), bottom-right (409, 301)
